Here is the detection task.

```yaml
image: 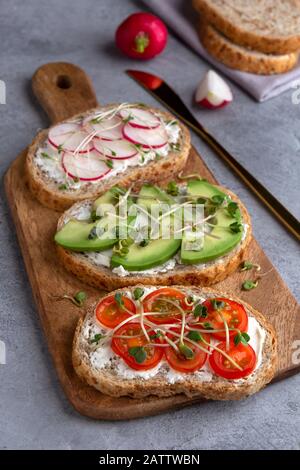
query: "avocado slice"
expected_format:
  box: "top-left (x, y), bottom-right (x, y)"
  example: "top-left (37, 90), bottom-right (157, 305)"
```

top-left (180, 179), bottom-right (243, 264)
top-left (54, 216), bottom-right (118, 252)
top-left (92, 185), bottom-right (127, 218)
top-left (111, 188), bottom-right (181, 270)
top-left (111, 237), bottom-right (181, 271)
top-left (187, 179), bottom-right (228, 201)
top-left (137, 184), bottom-right (175, 212)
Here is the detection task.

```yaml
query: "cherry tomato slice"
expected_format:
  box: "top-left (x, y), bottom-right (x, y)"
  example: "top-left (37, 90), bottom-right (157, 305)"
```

top-left (196, 298), bottom-right (248, 340)
top-left (143, 288), bottom-right (193, 325)
top-left (111, 322), bottom-right (164, 370)
top-left (165, 328), bottom-right (210, 373)
top-left (96, 294), bottom-right (136, 328)
top-left (209, 340), bottom-right (257, 379)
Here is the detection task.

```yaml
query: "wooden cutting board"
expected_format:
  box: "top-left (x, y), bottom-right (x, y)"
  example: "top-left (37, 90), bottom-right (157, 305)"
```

top-left (4, 62), bottom-right (300, 420)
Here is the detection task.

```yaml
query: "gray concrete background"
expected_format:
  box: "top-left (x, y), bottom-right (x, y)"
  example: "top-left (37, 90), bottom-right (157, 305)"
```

top-left (0, 0), bottom-right (299, 450)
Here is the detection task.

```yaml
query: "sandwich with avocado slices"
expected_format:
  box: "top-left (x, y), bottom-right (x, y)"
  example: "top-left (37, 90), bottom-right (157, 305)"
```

top-left (25, 103), bottom-right (190, 211)
top-left (54, 178), bottom-right (252, 290)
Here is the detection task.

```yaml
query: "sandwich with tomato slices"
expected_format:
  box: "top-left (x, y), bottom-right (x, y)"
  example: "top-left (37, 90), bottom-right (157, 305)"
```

top-left (72, 285), bottom-right (277, 399)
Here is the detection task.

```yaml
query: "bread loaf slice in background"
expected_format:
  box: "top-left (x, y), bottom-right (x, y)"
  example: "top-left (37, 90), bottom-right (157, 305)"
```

top-left (193, 0), bottom-right (300, 54)
top-left (199, 21), bottom-right (299, 75)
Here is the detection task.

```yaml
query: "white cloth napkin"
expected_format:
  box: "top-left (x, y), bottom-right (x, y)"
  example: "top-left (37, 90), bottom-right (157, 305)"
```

top-left (143, 0), bottom-right (300, 102)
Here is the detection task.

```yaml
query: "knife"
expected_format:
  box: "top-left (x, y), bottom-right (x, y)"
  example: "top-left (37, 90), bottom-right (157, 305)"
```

top-left (126, 69), bottom-right (300, 242)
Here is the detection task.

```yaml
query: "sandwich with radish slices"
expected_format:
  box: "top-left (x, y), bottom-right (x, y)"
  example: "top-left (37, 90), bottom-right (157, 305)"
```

top-left (25, 103), bottom-right (191, 211)
top-left (72, 285), bottom-right (277, 398)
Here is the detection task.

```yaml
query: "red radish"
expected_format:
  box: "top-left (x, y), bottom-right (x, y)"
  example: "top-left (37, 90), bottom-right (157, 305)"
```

top-left (83, 115), bottom-right (123, 141)
top-left (93, 139), bottom-right (138, 160)
top-left (48, 122), bottom-right (91, 153)
top-left (122, 123), bottom-right (167, 148)
top-left (62, 151), bottom-right (111, 181)
top-left (115, 12), bottom-right (168, 60)
top-left (119, 107), bottom-right (160, 129)
top-left (195, 70), bottom-right (233, 109)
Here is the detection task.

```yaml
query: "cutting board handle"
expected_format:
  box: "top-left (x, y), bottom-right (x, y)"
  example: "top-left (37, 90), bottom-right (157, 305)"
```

top-left (32, 62), bottom-right (98, 124)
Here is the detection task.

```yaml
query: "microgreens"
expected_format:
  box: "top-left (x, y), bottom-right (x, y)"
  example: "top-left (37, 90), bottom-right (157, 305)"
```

top-left (52, 291), bottom-right (87, 307)
top-left (197, 197), bottom-right (207, 205)
top-left (90, 333), bottom-right (105, 344)
top-left (229, 221), bottom-right (242, 233)
top-left (240, 261), bottom-right (261, 272)
top-left (166, 181), bottom-right (179, 196)
top-left (240, 261), bottom-right (253, 271)
top-left (171, 143), bottom-right (181, 152)
top-left (234, 332), bottom-right (250, 346)
top-left (149, 331), bottom-right (162, 340)
top-left (193, 304), bottom-right (208, 318)
top-left (187, 331), bottom-right (203, 342)
top-left (133, 287), bottom-right (144, 301)
top-left (226, 201), bottom-right (239, 217)
top-left (91, 210), bottom-right (101, 222)
top-left (114, 292), bottom-right (124, 308)
top-left (128, 346), bottom-right (147, 364)
top-left (88, 227), bottom-right (98, 240)
top-left (73, 291), bottom-right (87, 306)
top-left (57, 144), bottom-right (63, 154)
top-left (41, 152), bottom-right (51, 159)
top-left (211, 194), bottom-right (225, 206)
top-left (203, 322), bottom-right (213, 330)
top-left (58, 183), bottom-right (68, 191)
top-left (105, 159), bottom-right (114, 169)
top-left (179, 342), bottom-right (194, 360)
top-left (242, 280), bottom-right (259, 291)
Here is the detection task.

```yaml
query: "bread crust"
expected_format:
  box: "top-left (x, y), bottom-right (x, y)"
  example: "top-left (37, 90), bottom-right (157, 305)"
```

top-left (199, 21), bottom-right (298, 75)
top-left (25, 105), bottom-right (191, 211)
top-left (72, 286), bottom-right (278, 399)
top-left (193, 0), bottom-right (300, 54)
top-left (55, 186), bottom-right (252, 290)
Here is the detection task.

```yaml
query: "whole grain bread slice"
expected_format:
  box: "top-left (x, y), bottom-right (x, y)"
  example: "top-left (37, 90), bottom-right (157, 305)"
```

top-left (199, 21), bottom-right (299, 74)
top-left (55, 185), bottom-right (252, 290)
top-left (25, 105), bottom-right (191, 212)
top-left (72, 286), bottom-right (278, 399)
top-left (193, 0), bottom-right (300, 54)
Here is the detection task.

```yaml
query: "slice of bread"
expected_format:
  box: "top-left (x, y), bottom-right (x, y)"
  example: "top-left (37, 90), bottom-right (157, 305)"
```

top-left (55, 185), bottom-right (252, 290)
top-left (72, 286), bottom-right (278, 399)
top-left (199, 21), bottom-right (299, 75)
top-left (193, 0), bottom-right (300, 54)
top-left (25, 105), bottom-right (191, 212)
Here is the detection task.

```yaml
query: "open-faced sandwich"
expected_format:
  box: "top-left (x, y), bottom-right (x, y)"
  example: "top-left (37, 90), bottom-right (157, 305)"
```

top-left (73, 285), bottom-right (277, 398)
top-left (54, 178), bottom-right (252, 289)
top-left (25, 103), bottom-right (190, 210)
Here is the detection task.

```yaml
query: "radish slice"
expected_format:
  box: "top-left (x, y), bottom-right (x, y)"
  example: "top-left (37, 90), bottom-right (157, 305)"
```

top-left (119, 107), bottom-right (160, 129)
top-left (62, 151), bottom-right (111, 181)
top-left (122, 123), bottom-right (167, 148)
top-left (93, 139), bottom-right (138, 160)
top-left (48, 123), bottom-right (91, 153)
top-left (83, 115), bottom-right (123, 141)
top-left (195, 70), bottom-right (233, 109)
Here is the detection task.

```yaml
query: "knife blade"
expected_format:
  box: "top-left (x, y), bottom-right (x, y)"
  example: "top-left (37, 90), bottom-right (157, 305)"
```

top-left (126, 69), bottom-right (300, 242)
